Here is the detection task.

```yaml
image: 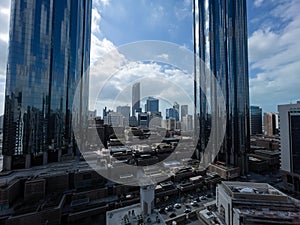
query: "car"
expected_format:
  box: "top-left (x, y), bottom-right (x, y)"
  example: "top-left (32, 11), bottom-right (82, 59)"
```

top-left (169, 212), bottom-right (177, 218)
top-left (200, 196), bottom-right (207, 201)
top-left (174, 203), bottom-right (181, 209)
top-left (191, 201), bottom-right (198, 207)
top-left (184, 208), bottom-right (191, 213)
top-left (165, 205), bottom-right (174, 212)
top-left (159, 208), bottom-right (166, 214)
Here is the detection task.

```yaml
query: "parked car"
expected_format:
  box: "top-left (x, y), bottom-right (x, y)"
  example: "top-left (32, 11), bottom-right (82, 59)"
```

top-left (191, 201), bottom-right (198, 207)
top-left (200, 196), bottom-right (207, 201)
top-left (165, 205), bottom-right (174, 212)
top-left (174, 203), bottom-right (181, 209)
top-left (184, 208), bottom-right (191, 213)
top-left (169, 212), bottom-right (177, 218)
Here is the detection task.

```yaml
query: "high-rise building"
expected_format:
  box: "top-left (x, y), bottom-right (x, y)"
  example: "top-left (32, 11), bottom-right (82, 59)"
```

top-left (182, 115), bottom-right (193, 131)
top-left (166, 108), bottom-right (179, 121)
top-left (132, 82), bottom-right (140, 116)
top-left (105, 112), bottom-right (124, 127)
top-left (250, 106), bottom-right (262, 135)
top-left (145, 97), bottom-right (159, 113)
top-left (264, 112), bottom-right (278, 136)
top-left (194, 0), bottom-right (250, 174)
top-left (2, 0), bottom-right (92, 171)
top-left (117, 106), bottom-right (130, 127)
top-left (181, 105), bottom-right (188, 121)
top-left (278, 101), bottom-right (300, 193)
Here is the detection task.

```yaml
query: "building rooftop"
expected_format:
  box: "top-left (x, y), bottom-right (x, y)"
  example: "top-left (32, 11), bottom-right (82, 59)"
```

top-left (219, 181), bottom-right (300, 206)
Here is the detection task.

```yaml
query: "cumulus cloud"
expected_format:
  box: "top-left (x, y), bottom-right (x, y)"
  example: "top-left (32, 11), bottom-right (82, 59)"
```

top-left (254, 0), bottom-right (264, 7)
top-left (248, 0), bottom-right (300, 111)
top-left (90, 59), bottom-right (195, 117)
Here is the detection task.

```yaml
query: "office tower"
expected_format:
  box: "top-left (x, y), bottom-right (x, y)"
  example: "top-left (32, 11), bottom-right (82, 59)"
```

top-left (148, 112), bottom-right (162, 128)
top-left (194, 0), bottom-right (250, 174)
top-left (173, 102), bottom-right (180, 120)
top-left (145, 97), bottom-right (159, 113)
top-left (181, 105), bottom-right (188, 121)
top-left (264, 112), bottom-right (278, 136)
top-left (3, 0), bottom-right (92, 170)
top-left (117, 106), bottom-right (130, 126)
top-left (182, 115), bottom-right (193, 131)
top-left (166, 108), bottom-right (179, 121)
top-left (105, 112), bottom-right (124, 127)
top-left (117, 106), bottom-right (130, 118)
top-left (278, 101), bottom-right (300, 193)
top-left (132, 82), bottom-right (141, 116)
top-left (138, 112), bottom-right (148, 128)
top-left (250, 106), bottom-right (262, 135)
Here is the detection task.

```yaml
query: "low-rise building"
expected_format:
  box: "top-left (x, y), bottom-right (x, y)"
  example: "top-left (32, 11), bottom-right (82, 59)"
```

top-left (216, 181), bottom-right (300, 225)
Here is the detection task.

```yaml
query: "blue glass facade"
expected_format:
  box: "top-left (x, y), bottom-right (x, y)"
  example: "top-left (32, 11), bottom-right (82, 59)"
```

top-left (3, 0), bottom-right (91, 170)
top-left (166, 108), bottom-right (179, 121)
top-left (132, 82), bottom-right (140, 116)
top-left (250, 106), bottom-right (262, 135)
top-left (145, 97), bottom-right (159, 113)
top-left (194, 0), bottom-right (250, 174)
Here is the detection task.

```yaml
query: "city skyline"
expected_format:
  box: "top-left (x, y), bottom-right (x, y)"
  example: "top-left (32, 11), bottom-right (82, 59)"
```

top-left (0, 0), bottom-right (300, 115)
top-left (0, 1), bottom-right (299, 224)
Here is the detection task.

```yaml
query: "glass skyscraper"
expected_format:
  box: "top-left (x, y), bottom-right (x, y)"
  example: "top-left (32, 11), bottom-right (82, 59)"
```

top-left (3, 0), bottom-right (92, 170)
top-left (250, 106), bottom-right (262, 135)
top-left (132, 82), bottom-right (141, 116)
top-left (193, 0), bottom-right (250, 174)
top-left (145, 97), bottom-right (159, 113)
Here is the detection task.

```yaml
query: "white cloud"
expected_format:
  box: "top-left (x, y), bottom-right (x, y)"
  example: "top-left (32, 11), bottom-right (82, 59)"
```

top-left (90, 59), bottom-right (194, 117)
top-left (91, 8), bottom-right (101, 34)
top-left (157, 53), bottom-right (169, 60)
top-left (248, 0), bottom-right (300, 111)
top-left (93, 0), bottom-right (110, 7)
top-left (254, 0), bottom-right (264, 7)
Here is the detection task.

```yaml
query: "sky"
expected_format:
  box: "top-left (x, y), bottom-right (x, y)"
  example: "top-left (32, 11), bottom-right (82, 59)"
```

top-left (0, 0), bottom-right (299, 116)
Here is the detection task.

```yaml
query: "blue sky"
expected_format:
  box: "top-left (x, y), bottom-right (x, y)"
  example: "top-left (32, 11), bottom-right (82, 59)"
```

top-left (0, 0), bottom-right (299, 115)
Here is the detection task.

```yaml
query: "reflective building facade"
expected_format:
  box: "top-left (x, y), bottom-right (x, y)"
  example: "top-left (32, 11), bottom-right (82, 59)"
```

top-left (3, 0), bottom-right (92, 170)
top-left (250, 106), bottom-right (262, 135)
top-left (132, 82), bottom-right (141, 116)
top-left (145, 97), bottom-right (159, 113)
top-left (193, 0), bottom-right (250, 174)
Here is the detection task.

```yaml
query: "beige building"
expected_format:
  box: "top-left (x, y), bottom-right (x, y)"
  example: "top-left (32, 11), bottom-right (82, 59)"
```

top-left (278, 101), bottom-right (300, 193)
top-left (264, 112), bottom-right (278, 136)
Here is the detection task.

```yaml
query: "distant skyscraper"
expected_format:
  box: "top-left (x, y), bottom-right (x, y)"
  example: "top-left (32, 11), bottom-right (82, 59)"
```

top-left (250, 106), bottom-right (262, 135)
top-left (166, 108), bottom-right (179, 121)
top-left (117, 106), bottom-right (130, 126)
top-left (194, 0), bottom-right (250, 174)
top-left (182, 115), bottom-right (193, 131)
top-left (278, 101), bottom-right (300, 193)
top-left (132, 82), bottom-right (140, 116)
top-left (105, 112), bottom-right (124, 127)
top-left (145, 97), bottom-right (159, 113)
top-left (3, 0), bottom-right (92, 170)
top-left (264, 112), bottom-right (278, 136)
top-left (181, 105), bottom-right (188, 121)
top-left (117, 106), bottom-right (130, 118)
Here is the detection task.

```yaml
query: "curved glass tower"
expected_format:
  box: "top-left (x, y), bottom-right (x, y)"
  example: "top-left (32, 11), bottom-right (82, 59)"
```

top-left (3, 0), bottom-right (91, 170)
top-left (193, 0), bottom-right (250, 174)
